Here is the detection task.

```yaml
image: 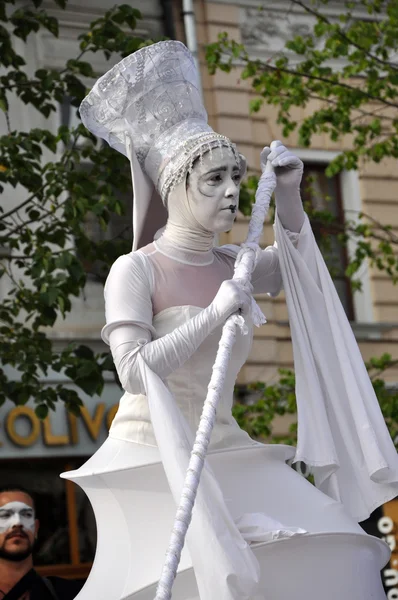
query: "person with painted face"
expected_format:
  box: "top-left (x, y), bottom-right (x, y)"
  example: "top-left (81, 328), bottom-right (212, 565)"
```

top-left (0, 488), bottom-right (38, 569)
top-left (61, 41), bottom-right (398, 600)
top-left (0, 488), bottom-right (83, 600)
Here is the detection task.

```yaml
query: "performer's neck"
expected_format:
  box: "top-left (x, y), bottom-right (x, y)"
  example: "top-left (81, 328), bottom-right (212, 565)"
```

top-left (155, 222), bottom-right (215, 266)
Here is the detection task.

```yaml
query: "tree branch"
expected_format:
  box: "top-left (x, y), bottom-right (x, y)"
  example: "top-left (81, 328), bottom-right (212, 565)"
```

top-left (350, 101), bottom-right (397, 125)
top-left (310, 206), bottom-right (398, 245)
top-left (0, 184), bottom-right (48, 221)
top-left (272, 89), bottom-right (397, 124)
top-left (258, 60), bottom-right (398, 110)
top-left (357, 211), bottom-right (398, 244)
top-left (3, 109), bottom-right (11, 134)
top-left (370, 359), bottom-right (398, 380)
top-left (290, 0), bottom-right (398, 72)
top-left (5, 202), bottom-right (72, 238)
top-left (0, 135), bottom-right (82, 225)
top-left (2, 250), bottom-right (64, 260)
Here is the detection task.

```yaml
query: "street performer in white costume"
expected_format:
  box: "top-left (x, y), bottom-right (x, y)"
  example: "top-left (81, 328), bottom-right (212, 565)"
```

top-left (63, 41), bottom-right (398, 600)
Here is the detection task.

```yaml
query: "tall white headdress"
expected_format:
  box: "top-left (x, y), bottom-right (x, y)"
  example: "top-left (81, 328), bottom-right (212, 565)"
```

top-left (80, 40), bottom-right (242, 249)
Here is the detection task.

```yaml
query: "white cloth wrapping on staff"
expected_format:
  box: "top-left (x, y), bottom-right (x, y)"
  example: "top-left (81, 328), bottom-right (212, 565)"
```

top-left (274, 212), bottom-right (398, 522)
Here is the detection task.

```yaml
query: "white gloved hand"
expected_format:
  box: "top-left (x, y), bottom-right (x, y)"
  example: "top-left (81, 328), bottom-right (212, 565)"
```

top-left (261, 140), bottom-right (303, 185)
top-left (211, 279), bottom-right (253, 321)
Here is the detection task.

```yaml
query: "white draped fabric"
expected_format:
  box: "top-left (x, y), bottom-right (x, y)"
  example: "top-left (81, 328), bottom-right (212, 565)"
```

top-left (274, 212), bottom-right (398, 521)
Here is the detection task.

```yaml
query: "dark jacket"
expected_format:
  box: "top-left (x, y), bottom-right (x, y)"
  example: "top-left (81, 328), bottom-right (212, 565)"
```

top-left (31, 574), bottom-right (84, 600)
top-left (3, 570), bottom-right (84, 600)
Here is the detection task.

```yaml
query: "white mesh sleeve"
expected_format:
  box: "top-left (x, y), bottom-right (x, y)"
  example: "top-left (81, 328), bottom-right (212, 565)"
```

top-left (102, 253), bottom-right (244, 395)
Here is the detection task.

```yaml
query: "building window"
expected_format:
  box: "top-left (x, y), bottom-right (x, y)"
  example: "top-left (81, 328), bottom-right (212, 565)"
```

top-left (300, 163), bottom-right (355, 321)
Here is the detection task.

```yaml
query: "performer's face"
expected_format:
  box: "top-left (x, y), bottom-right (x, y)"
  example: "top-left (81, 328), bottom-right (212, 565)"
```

top-left (187, 147), bottom-right (242, 233)
top-left (0, 492), bottom-right (38, 562)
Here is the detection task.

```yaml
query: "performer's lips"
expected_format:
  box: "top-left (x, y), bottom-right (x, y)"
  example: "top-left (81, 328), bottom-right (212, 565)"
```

top-left (222, 205), bottom-right (237, 213)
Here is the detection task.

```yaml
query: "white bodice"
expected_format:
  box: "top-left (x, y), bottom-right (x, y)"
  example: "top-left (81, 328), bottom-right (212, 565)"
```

top-left (110, 305), bottom-right (258, 450)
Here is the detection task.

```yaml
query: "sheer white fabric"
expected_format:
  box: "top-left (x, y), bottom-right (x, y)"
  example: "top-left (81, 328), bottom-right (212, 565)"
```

top-left (145, 240), bottom-right (283, 316)
top-left (274, 213), bottom-right (398, 521)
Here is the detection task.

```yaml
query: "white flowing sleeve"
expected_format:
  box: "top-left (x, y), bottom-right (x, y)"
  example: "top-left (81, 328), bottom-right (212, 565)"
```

top-left (274, 212), bottom-right (398, 521)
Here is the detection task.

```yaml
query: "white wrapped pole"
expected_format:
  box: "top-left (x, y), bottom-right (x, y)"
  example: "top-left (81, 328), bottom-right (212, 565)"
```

top-left (154, 162), bottom-right (277, 600)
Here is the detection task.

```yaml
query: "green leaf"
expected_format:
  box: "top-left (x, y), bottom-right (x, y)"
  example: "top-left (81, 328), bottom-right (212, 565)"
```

top-left (74, 345), bottom-right (94, 360)
top-left (0, 95), bottom-right (8, 112)
top-left (76, 361), bottom-right (97, 378)
top-left (66, 402), bottom-right (82, 416)
top-left (35, 404), bottom-right (49, 419)
top-left (28, 209), bottom-right (40, 221)
top-left (43, 16), bottom-right (59, 38)
top-left (76, 375), bottom-right (102, 396)
top-left (57, 295), bottom-right (65, 314)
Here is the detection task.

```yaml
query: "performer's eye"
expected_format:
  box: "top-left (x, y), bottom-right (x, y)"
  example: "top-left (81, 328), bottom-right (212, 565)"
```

top-left (208, 173), bottom-right (222, 183)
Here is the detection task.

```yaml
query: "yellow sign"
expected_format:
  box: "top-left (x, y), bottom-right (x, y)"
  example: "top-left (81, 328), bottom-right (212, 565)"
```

top-left (380, 499), bottom-right (398, 598)
top-left (6, 407), bottom-right (41, 447)
top-left (2, 402), bottom-right (118, 448)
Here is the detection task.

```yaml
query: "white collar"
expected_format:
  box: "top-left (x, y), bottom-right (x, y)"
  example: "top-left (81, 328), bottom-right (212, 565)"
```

top-left (154, 236), bottom-right (215, 266)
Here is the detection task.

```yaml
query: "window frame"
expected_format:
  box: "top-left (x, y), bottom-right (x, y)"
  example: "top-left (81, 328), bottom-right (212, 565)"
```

top-left (301, 161), bottom-right (355, 321)
top-left (293, 148), bottom-right (374, 324)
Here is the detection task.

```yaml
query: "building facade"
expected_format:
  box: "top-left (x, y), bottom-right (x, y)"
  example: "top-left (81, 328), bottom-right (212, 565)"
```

top-left (0, 0), bottom-right (397, 589)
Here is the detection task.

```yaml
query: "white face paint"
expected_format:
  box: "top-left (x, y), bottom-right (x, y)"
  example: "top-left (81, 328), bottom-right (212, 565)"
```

top-left (186, 147), bottom-right (242, 233)
top-left (0, 502), bottom-right (35, 534)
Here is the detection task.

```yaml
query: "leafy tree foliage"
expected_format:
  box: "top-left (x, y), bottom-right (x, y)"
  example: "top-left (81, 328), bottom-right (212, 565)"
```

top-left (0, 0), bottom-right (148, 417)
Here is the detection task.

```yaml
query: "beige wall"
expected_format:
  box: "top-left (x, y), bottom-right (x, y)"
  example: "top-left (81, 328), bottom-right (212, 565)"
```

top-left (359, 158), bottom-right (398, 324)
top-left (194, 1), bottom-right (398, 392)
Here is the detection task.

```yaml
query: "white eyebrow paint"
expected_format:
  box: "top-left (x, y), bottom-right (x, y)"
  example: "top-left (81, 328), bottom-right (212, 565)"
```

top-left (0, 502), bottom-right (35, 534)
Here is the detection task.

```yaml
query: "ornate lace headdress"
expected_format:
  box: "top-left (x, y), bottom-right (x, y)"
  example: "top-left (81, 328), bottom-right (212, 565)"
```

top-left (79, 40), bottom-right (243, 249)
